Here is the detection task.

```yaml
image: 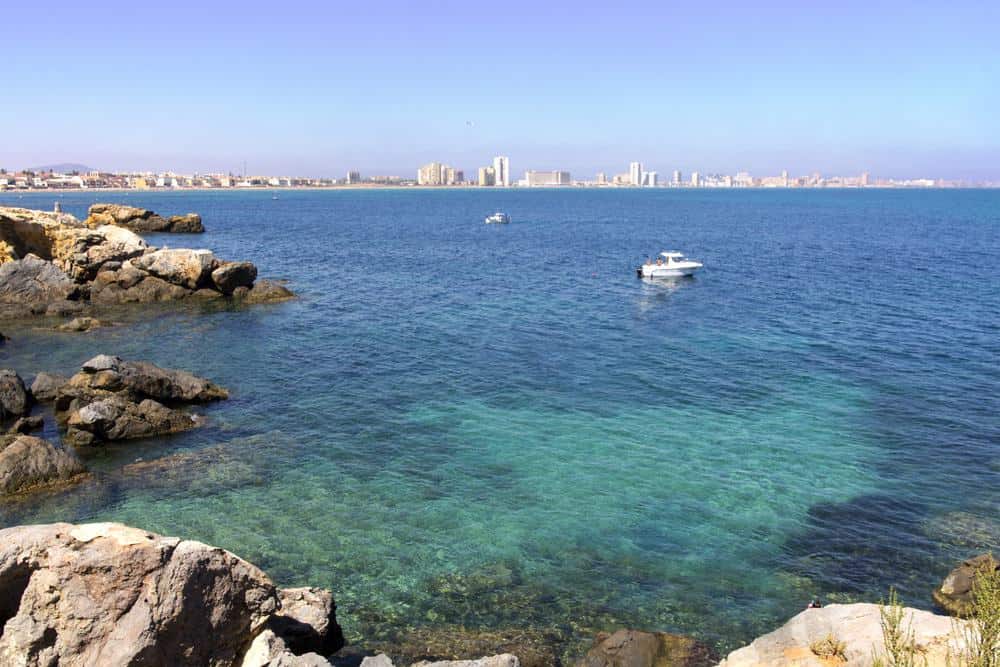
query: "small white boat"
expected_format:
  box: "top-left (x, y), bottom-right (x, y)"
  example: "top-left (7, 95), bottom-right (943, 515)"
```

top-left (637, 251), bottom-right (703, 278)
top-left (485, 211), bottom-right (510, 224)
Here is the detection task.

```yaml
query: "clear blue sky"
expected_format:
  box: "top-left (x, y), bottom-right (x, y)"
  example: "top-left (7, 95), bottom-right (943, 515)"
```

top-left (4, 0), bottom-right (998, 180)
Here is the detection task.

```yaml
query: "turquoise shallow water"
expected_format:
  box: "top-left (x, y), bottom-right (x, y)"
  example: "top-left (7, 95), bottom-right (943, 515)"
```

top-left (1, 189), bottom-right (998, 655)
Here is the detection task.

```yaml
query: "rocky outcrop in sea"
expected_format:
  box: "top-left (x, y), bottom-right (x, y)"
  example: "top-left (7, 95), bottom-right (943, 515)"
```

top-left (85, 202), bottom-right (205, 233)
top-left (0, 205), bottom-right (292, 320)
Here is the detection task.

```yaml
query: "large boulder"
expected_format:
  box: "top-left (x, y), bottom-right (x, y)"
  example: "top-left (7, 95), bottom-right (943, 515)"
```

top-left (72, 354), bottom-right (229, 404)
top-left (0, 369), bottom-right (31, 421)
top-left (29, 372), bottom-right (69, 402)
top-left (269, 587), bottom-right (344, 656)
top-left (168, 213), bottom-right (205, 232)
top-left (933, 553), bottom-right (999, 617)
top-left (132, 248), bottom-right (218, 289)
top-left (237, 278), bottom-right (295, 303)
top-left (241, 630), bottom-right (334, 667)
top-left (0, 522), bottom-right (279, 666)
top-left (213, 261), bottom-right (259, 294)
top-left (575, 629), bottom-right (715, 667)
top-left (0, 434), bottom-right (86, 494)
top-left (64, 395), bottom-right (198, 446)
top-left (0, 254), bottom-right (80, 303)
top-left (7, 415), bottom-right (44, 434)
top-left (717, 603), bottom-right (968, 667)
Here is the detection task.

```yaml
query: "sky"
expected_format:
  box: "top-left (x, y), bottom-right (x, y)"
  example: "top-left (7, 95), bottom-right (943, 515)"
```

top-left (3, 0), bottom-right (999, 180)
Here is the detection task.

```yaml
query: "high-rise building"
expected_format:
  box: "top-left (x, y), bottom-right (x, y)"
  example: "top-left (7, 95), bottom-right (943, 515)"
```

top-left (691, 172), bottom-right (701, 187)
top-left (524, 170), bottom-right (571, 186)
top-left (861, 171), bottom-right (870, 186)
top-left (781, 170), bottom-right (789, 187)
top-left (629, 162), bottom-right (643, 187)
top-left (346, 171), bottom-right (361, 184)
top-left (478, 166), bottom-right (495, 186)
top-left (417, 162), bottom-right (443, 185)
top-left (645, 171), bottom-right (658, 187)
top-left (672, 170), bottom-right (681, 186)
top-left (596, 172), bottom-right (607, 185)
top-left (493, 156), bottom-right (510, 187)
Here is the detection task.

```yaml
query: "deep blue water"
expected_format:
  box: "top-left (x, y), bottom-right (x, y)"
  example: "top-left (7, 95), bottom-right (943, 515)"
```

top-left (1, 188), bottom-right (998, 655)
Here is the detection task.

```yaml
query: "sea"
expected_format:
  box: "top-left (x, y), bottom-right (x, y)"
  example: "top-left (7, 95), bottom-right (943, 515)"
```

top-left (1, 188), bottom-right (998, 657)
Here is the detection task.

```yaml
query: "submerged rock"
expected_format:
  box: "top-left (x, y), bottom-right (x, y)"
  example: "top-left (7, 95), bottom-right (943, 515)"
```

top-left (7, 415), bottom-right (44, 434)
top-left (0, 369), bottom-right (31, 421)
top-left (0, 522), bottom-right (279, 665)
top-left (239, 278), bottom-right (296, 303)
top-left (361, 656), bottom-right (520, 667)
top-left (56, 316), bottom-right (105, 332)
top-left (933, 553), bottom-right (999, 617)
top-left (575, 629), bottom-right (715, 667)
top-left (717, 603), bottom-right (968, 667)
top-left (0, 434), bottom-right (85, 495)
top-left (368, 626), bottom-right (560, 667)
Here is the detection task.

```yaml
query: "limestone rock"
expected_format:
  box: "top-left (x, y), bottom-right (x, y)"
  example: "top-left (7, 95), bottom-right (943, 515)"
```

top-left (0, 254), bottom-right (80, 303)
top-left (371, 626), bottom-right (557, 667)
top-left (72, 354), bottom-right (229, 404)
top-left (933, 553), bottom-right (999, 617)
top-left (213, 261), bottom-right (259, 294)
top-left (360, 655), bottom-right (396, 667)
top-left (243, 278), bottom-right (295, 303)
top-left (85, 204), bottom-right (205, 233)
top-left (29, 372), bottom-right (68, 402)
top-left (64, 395), bottom-right (197, 446)
top-left (7, 415), bottom-right (44, 434)
top-left (168, 213), bottom-right (206, 232)
top-left (241, 629), bottom-right (333, 667)
top-left (91, 273), bottom-right (194, 303)
top-left (0, 522), bottom-right (279, 666)
top-left (0, 369), bottom-right (31, 421)
top-left (717, 603), bottom-right (968, 667)
top-left (132, 247), bottom-right (218, 289)
top-left (0, 434), bottom-right (85, 494)
top-left (270, 587), bottom-right (344, 655)
top-left (576, 629), bottom-right (716, 667)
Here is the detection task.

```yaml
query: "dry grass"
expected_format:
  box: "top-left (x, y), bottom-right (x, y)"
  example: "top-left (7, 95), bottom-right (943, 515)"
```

top-left (811, 633), bottom-right (848, 662)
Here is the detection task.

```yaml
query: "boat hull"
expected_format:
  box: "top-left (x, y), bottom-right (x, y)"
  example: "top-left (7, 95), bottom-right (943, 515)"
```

top-left (637, 263), bottom-right (702, 278)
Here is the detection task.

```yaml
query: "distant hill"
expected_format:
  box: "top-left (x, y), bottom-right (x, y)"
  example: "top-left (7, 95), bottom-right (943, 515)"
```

top-left (26, 162), bottom-right (97, 174)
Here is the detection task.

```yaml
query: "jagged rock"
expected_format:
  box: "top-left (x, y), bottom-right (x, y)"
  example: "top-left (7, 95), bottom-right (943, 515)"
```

top-left (717, 603), bottom-right (969, 667)
top-left (64, 395), bottom-right (197, 446)
top-left (29, 372), bottom-right (68, 402)
top-left (85, 204), bottom-right (205, 233)
top-left (168, 213), bottom-right (205, 232)
top-left (91, 273), bottom-right (194, 303)
top-left (242, 279), bottom-right (295, 303)
top-left (933, 553), bottom-right (999, 617)
top-left (0, 369), bottom-right (31, 421)
top-left (7, 415), bottom-right (44, 434)
top-left (575, 629), bottom-right (716, 667)
top-left (213, 261), bottom-right (259, 294)
top-left (0, 522), bottom-right (279, 665)
top-left (56, 316), bottom-right (104, 332)
top-left (73, 354), bottom-right (229, 403)
top-left (270, 587), bottom-right (344, 655)
top-left (54, 356), bottom-right (226, 445)
top-left (132, 248), bottom-right (218, 289)
top-left (241, 629), bottom-right (333, 667)
top-left (0, 254), bottom-right (80, 303)
top-left (0, 434), bottom-right (85, 494)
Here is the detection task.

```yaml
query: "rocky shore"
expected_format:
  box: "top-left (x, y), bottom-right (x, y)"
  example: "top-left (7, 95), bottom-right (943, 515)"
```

top-left (85, 202), bottom-right (205, 233)
top-left (0, 518), bottom-right (990, 667)
top-left (0, 205), bottom-right (293, 322)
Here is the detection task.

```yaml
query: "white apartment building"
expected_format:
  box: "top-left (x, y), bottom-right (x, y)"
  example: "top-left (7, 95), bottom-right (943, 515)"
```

top-left (629, 162), bottom-right (643, 187)
top-left (493, 156), bottom-right (510, 187)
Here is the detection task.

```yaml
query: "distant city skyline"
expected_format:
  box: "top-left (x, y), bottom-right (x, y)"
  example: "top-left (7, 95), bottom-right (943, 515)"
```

top-left (3, 1), bottom-right (998, 180)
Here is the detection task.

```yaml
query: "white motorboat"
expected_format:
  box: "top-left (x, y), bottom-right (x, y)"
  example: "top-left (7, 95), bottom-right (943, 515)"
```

top-left (485, 211), bottom-right (510, 224)
top-left (637, 251), bottom-right (703, 278)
